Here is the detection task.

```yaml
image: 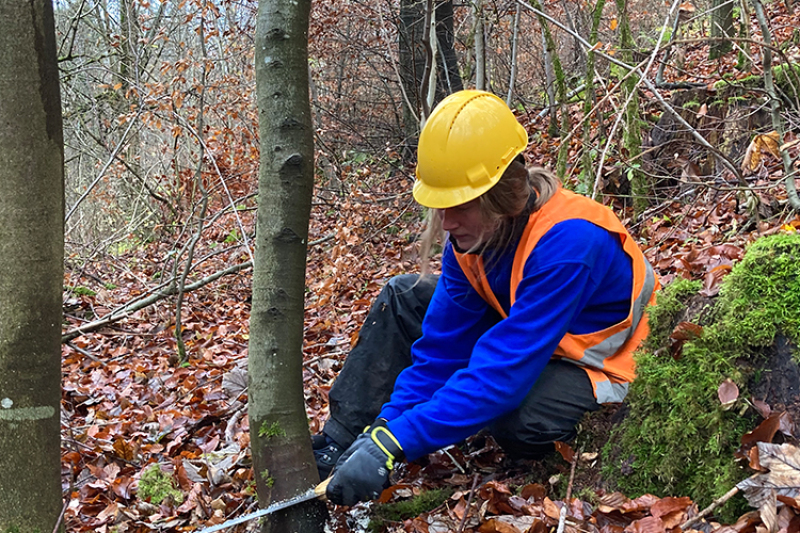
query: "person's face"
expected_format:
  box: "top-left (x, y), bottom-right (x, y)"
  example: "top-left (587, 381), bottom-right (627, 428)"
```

top-left (440, 199), bottom-right (495, 251)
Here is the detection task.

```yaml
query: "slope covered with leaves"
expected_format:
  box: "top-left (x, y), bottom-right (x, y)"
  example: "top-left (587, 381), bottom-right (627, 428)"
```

top-left (57, 4), bottom-right (800, 533)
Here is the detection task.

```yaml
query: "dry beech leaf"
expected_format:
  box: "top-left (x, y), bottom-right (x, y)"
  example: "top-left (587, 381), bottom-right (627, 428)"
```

top-left (650, 496), bottom-right (692, 519)
top-left (751, 445), bottom-right (766, 471)
top-left (700, 264), bottom-right (732, 297)
top-left (520, 483), bottom-right (547, 502)
top-left (742, 412), bottom-right (794, 450)
top-left (760, 489), bottom-right (778, 533)
top-left (622, 494), bottom-right (661, 513)
top-left (669, 322), bottom-right (703, 359)
top-left (742, 131), bottom-right (781, 173)
top-left (543, 497), bottom-right (561, 520)
top-left (624, 515), bottom-right (666, 533)
top-left (718, 379), bottom-right (740, 409)
top-left (479, 518), bottom-right (524, 533)
top-left (221, 366), bottom-right (248, 399)
top-left (598, 491), bottom-right (630, 512)
top-left (738, 442), bottom-right (800, 508)
top-left (555, 441), bottom-right (576, 463)
top-left (753, 399), bottom-right (772, 419)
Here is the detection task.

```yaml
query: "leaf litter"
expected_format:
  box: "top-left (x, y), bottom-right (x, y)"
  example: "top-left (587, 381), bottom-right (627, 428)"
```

top-left (58, 3), bottom-right (800, 531)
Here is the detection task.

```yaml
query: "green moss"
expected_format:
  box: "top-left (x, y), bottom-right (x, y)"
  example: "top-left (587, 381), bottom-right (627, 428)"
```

top-left (713, 63), bottom-right (800, 96)
top-left (138, 464), bottom-right (184, 505)
top-left (259, 421), bottom-right (286, 439)
top-left (67, 285), bottom-right (96, 296)
top-left (604, 234), bottom-right (800, 522)
top-left (644, 277), bottom-right (702, 351)
top-left (368, 488), bottom-right (453, 532)
top-left (260, 469), bottom-right (275, 487)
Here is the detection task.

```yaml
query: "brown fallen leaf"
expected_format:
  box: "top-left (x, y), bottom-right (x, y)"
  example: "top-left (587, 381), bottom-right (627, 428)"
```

top-left (624, 515), bottom-right (665, 533)
top-left (753, 399), bottom-right (772, 419)
top-left (479, 518), bottom-right (524, 533)
top-left (738, 442), bottom-right (800, 508)
top-left (555, 441), bottom-right (576, 463)
top-left (718, 379), bottom-right (740, 410)
top-left (650, 496), bottom-right (692, 519)
top-left (741, 412), bottom-right (794, 450)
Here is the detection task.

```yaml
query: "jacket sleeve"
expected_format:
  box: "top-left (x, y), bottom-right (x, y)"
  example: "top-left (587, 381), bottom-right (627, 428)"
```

top-left (383, 221), bottom-right (623, 461)
top-left (378, 243), bottom-right (498, 422)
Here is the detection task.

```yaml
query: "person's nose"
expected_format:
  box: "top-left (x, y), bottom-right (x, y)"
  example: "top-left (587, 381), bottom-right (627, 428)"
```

top-left (441, 208), bottom-right (459, 232)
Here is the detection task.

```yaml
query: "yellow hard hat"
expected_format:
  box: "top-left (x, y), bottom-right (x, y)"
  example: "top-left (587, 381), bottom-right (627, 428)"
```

top-left (413, 90), bottom-right (528, 209)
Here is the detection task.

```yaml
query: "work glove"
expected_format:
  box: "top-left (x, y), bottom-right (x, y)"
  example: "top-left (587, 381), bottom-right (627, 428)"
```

top-left (326, 419), bottom-right (404, 506)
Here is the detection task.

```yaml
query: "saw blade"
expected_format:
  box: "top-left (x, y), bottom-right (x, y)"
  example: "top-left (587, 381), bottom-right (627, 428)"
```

top-left (196, 486), bottom-right (319, 533)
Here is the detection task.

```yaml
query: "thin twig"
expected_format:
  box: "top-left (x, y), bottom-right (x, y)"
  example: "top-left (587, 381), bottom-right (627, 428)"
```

top-left (51, 497), bottom-right (69, 533)
top-left (442, 447), bottom-right (467, 475)
top-left (457, 474), bottom-right (481, 533)
top-left (557, 449), bottom-right (580, 533)
top-left (680, 484), bottom-right (742, 529)
top-left (65, 341), bottom-right (102, 363)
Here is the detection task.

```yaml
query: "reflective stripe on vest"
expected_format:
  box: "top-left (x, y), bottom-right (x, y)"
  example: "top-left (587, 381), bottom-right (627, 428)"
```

top-left (454, 188), bottom-right (659, 404)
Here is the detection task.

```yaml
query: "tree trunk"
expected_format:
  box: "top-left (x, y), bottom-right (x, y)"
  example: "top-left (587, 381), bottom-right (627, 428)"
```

top-left (709, 0), bottom-right (734, 59)
top-left (436, 1), bottom-right (463, 95)
top-left (250, 1), bottom-right (326, 532)
top-left (474, 0), bottom-right (487, 90)
top-left (615, 0), bottom-right (648, 214)
top-left (0, 1), bottom-right (65, 531)
top-left (580, 0), bottom-right (606, 195)
top-left (399, 0), bottom-right (462, 149)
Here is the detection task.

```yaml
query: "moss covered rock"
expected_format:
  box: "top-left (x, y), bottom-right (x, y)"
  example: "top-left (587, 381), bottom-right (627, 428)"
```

top-left (603, 233), bottom-right (800, 522)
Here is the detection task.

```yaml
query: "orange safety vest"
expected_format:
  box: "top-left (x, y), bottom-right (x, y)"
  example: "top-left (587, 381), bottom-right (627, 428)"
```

top-left (454, 188), bottom-right (658, 404)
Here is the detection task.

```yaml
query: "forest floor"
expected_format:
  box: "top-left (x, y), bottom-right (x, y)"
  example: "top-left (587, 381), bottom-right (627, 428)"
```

top-left (60, 1), bottom-right (800, 531)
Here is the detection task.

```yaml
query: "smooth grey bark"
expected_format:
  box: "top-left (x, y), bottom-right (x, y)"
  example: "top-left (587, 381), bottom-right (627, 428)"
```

top-left (0, 0), bottom-right (65, 531)
top-left (249, 1), bottom-right (326, 531)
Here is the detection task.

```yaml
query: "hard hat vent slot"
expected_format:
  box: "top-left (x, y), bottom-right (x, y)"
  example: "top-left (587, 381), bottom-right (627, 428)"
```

top-left (450, 93), bottom-right (492, 131)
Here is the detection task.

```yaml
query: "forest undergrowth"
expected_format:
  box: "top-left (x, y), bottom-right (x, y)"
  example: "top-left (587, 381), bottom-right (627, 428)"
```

top-left (59, 1), bottom-right (800, 531)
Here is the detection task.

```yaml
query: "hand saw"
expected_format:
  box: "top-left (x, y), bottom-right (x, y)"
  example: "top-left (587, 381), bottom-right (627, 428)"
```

top-left (196, 477), bottom-right (331, 533)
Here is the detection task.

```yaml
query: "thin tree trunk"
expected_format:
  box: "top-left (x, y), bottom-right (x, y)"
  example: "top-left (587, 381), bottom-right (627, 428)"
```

top-left (541, 29), bottom-right (559, 137)
top-left (436, 1), bottom-right (463, 95)
top-left (507, 5), bottom-right (522, 106)
top-left (615, 0), bottom-right (647, 213)
top-left (752, 0), bottom-right (800, 209)
top-left (580, 0), bottom-right (606, 194)
top-left (0, 1), bottom-right (64, 531)
top-left (474, 0), bottom-right (486, 90)
top-left (531, 0), bottom-right (570, 176)
top-left (250, 0), bottom-right (327, 531)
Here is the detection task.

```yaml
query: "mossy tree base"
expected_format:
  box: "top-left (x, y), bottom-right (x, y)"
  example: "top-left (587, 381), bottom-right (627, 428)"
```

top-left (601, 234), bottom-right (800, 523)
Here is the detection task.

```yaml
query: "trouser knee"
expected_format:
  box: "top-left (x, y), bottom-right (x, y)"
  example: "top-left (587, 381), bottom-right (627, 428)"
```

top-left (488, 360), bottom-right (601, 459)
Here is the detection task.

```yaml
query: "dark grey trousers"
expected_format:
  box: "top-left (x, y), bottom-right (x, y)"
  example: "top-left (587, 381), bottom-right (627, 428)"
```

top-left (322, 274), bottom-right (601, 459)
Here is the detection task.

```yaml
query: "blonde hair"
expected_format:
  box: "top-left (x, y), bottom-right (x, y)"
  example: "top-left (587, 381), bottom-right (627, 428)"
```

top-left (418, 162), bottom-right (560, 275)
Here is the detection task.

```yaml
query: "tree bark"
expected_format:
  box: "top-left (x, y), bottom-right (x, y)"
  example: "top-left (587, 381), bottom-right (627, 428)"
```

top-left (399, 0), bottom-right (462, 147)
top-left (709, 0), bottom-right (734, 59)
top-left (0, 1), bottom-right (65, 531)
top-left (615, 0), bottom-right (648, 213)
top-left (250, 1), bottom-right (327, 532)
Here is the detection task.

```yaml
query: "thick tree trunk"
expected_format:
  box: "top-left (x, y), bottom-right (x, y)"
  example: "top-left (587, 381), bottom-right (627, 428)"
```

top-left (250, 1), bottom-right (326, 532)
top-left (0, 1), bottom-right (65, 531)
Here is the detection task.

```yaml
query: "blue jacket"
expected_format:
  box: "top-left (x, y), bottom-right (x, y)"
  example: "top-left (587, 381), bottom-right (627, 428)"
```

top-left (379, 219), bottom-right (634, 460)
